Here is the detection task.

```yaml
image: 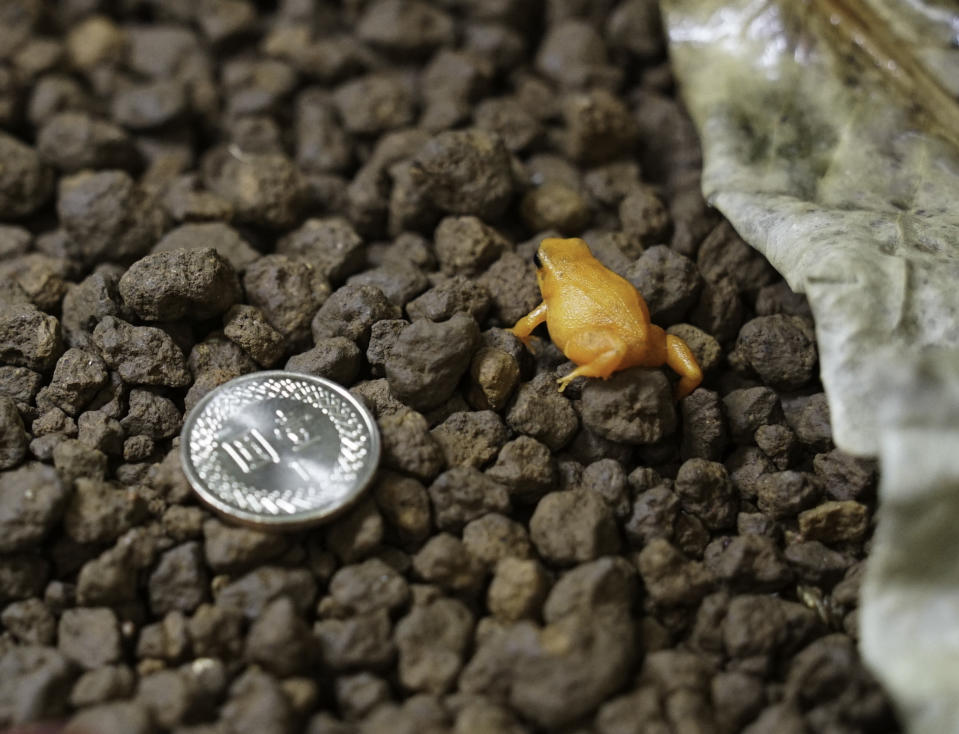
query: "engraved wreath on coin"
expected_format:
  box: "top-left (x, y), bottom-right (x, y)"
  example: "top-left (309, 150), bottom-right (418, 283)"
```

top-left (185, 374), bottom-right (374, 519)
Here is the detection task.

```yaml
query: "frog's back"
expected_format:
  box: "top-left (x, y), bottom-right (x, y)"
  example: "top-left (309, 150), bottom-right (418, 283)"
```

top-left (544, 259), bottom-right (650, 346)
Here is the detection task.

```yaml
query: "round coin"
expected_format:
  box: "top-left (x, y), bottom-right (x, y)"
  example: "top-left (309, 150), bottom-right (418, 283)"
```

top-left (180, 371), bottom-right (380, 528)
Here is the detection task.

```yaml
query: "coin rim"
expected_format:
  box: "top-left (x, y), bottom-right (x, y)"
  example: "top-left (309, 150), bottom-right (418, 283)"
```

top-left (179, 370), bottom-right (381, 530)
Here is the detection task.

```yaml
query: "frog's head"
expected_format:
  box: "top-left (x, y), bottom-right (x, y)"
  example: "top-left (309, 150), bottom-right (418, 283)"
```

top-left (533, 237), bottom-right (593, 290)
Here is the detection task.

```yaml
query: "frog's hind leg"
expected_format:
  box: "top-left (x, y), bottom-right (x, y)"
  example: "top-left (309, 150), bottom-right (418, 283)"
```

top-left (665, 334), bottom-right (703, 399)
top-left (556, 331), bottom-right (628, 392)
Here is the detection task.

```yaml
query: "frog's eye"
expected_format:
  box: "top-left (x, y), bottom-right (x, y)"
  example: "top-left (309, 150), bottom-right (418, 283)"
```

top-left (533, 252), bottom-right (542, 269)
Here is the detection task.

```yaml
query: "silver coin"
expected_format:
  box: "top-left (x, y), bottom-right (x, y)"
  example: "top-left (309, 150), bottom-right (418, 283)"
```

top-left (180, 371), bottom-right (380, 528)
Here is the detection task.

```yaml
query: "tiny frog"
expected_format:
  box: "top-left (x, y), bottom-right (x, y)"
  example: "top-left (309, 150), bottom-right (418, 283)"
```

top-left (512, 237), bottom-right (703, 398)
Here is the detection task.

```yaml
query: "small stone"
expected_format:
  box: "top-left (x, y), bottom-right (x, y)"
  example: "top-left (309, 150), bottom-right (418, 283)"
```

top-left (187, 604), bottom-right (243, 661)
top-left (148, 542), bottom-right (209, 616)
top-left (220, 668), bottom-right (294, 734)
top-left (216, 566), bottom-right (318, 621)
top-left (625, 485), bottom-right (679, 547)
top-left (543, 556), bottom-right (636, 623)
top-left (711, 670), bottom-right (765, 733)
top-left (0, 554), bottom-right (50, 604)
top-left (468, 347), bottom-right (520, 412)
top-left (505, 372), bottom-right (579, 450)
top-left (462, 513), bottom-right (532, 566)
top-left (53, 438), bottom-right (107, 485)
top-left (378, 407), bottom-right (445, 481)
top-left (327, 677), bottom-right (386, 726)
top-left (152, 222), bottom-right (260, 272)
top-left (486, 435), bottom-right (556, 503)
top-left (0, 463), bottom-right (69, 553)
top-left (790, 392), bottom-right (834, 450)
top-left (732, 315), bottom-right (818, 391)
top-left (37, 112), bottom-right (137, 173)
top-left (330, 558), bottom-right (410, 616)
top-left (244, 254), bottom-right (330, 344)
top-left (411, 129), bottom-right (515, 220)
top-left (674, 458), bottom-right (737, 530)
top-left (477, 252), bottom-right (541, 325)
top-left (312, 284), bottom-right (401, 350)
top-left (691, 276), bottom-right (744, 345)
top-left (112, 79), bottom-right (186, 129)
top-left (636, 538), bottom-right (714, 606)
top-left (407, 276), bottom-right (492, 324)
top-left (474, 96), bottom-right (542, 153)
top-left (756, 471), bottom-right (821, 519)
top-left (57, 171), bottom-right (164, 266)
top-left (798, 501), bottom-right (869, 545)
top-left (488, 558), bottom-right (550, 621)
top-left (202, 518), bottom-right (288, 574)
top-left (1, 598), bottom-right (56, 646)
top-left (530, 489), bottom-right (620, 565)
top-left (77, 411), bottom-right (125, 456)
top-left (333, 72), bottom-right (416, 134)
top-left (723, 387), bottom-right (783, 443)
top-left (202, 148), bottom-right (305, 229)
top-left (221, 305), bottom-right (286, 367)
top-left (64, 478), bottom-right (146, 545)
top-left (93, 317), bottom-right (190, 387)
top-left (722, 595), bottom-right (819, 659)
top-left (372, 471), bottom-right (431, 545)
top-left (395, 598), bottom-right (473, 694)
top-left (357, 0), bottom-right (455, 56)
top-left (427, 466), bottom-right (510, 532)
top-left (314, 609), bottom-right (395, 670)
top-left (245, 597), bottom-right (314, 677)
top-left (119, 249), bottom-right (240, 322)
top-left (783, 540), bottom-right (851, 585)
top-left (626, 246), bottom-right (701, 325)
top-left (286, 338), bottom-right (362, 385)
top-left (705, 534), bottom-right (793, 592)
top-left (430, 411), bottom-right (508, 470)
top-left (619, 188), bottom-right (671, 247)
top-left (347, 261), bottom-right (430, 310)
top-left (680, 389), bottom-right (727, 461)
top-left (0, 131), bottom-right (53, 218)
top-left (580, 367), bottom-right (677, 444)
top-left (366, 319), bottom-right (409, 371)
top-left (58, 607), bottom-right (121, 670)
top-left (434, 216), bottom-right (511, 278)
top-left (697, 221), bottom-right (778, 296)
top-left (0, 396), bottom-right (28, 469)
top-left (385, 314), bottom-right (479, 411)
top-left (563, 88), bottom-right (637, 164)
top-left (412, 533), bottom-right (485, 593)
top-left (813, 449), bottom-right (877, 501)
top-left (536, 19), bottom-right (620, 89)
top-left (135, 611), bottom-right (190, 664)
top-left (0, 303), bottom-right (63, 372)
top-left (278, 217), bottom-right (365, 283)
top-left (521, 182), bottom-right (590, 234)
top-left (755, 423), bottom-right (798, 469)
top-left (70, 665), bottom-right (135, 708)
top-left (120, 389), bottom-right (182, 440)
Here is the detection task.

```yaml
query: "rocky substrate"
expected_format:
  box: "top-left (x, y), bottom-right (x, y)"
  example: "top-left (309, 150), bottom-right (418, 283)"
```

top-left (0, 1), bottom-right (898, 733)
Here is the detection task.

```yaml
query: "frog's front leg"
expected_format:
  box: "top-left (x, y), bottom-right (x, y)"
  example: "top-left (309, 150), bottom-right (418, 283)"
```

top-left (511, 302), bottom-right (548, 348)
top-left (556, 331), bottom-right (628, 392)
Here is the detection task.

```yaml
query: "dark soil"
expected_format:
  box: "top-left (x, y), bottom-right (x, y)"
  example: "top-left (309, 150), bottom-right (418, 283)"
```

top-left (0, 1), bottom-right (899, 733)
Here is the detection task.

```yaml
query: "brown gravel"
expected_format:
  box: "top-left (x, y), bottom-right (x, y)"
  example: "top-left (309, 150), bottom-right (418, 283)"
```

top-left (0, 1), bottom-right (897, 732)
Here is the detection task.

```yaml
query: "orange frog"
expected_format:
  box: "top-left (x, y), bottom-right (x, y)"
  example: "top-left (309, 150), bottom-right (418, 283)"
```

top-left (512, 237), bottom-right (703, 399)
